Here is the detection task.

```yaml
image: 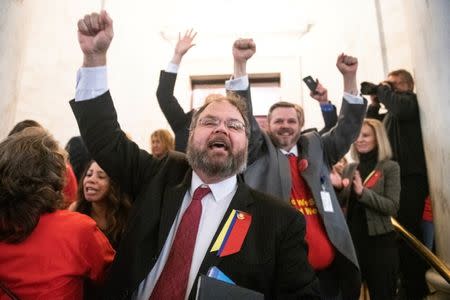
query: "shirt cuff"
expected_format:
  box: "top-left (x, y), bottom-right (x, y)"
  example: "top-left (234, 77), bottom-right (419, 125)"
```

top-left (166, 62), bottom-right (179, 74)
top-left (343, 92), bottom-right (364, 104)
top-left (75, 66), bottom-right (108, 101)
top-left (320, 103), bottom-right (334, 112)
top-left (225, 75), bottom-right (249, 91)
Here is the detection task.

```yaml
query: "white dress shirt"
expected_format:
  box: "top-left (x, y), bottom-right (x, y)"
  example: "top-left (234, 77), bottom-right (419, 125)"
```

top-left (134, 172), bottom-right (237, 299)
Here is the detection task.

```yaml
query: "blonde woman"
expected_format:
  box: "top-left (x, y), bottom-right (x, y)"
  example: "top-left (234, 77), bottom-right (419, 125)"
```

top-left (339, 118), bottom-right (400, 300)
top-left (150, 129), bottom-right (175, 159)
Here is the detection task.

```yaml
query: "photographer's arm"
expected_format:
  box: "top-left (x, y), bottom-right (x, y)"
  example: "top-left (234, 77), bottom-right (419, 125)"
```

top-left (376, 84), bottom-right (419, 120)
top-left (366, 96), bottom-right (385, 121)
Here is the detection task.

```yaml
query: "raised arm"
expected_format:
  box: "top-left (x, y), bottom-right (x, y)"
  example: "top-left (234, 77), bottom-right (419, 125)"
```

top-left (337, 53), bottom-right (359, 95)
top-left (361, 80), bottom-right (418, 120)
top-left (77, 11), bottom-right (113, 68)
top-left (321, 54), bottom-right (367, 167)
top-left (365, 95), bottom-right (386, 121)
top-left (227, 38), bottom-right (263, 165)
top-left (232, 38), bottom-right (255, 78)
top-left (171, 29), bottom-right (196, 65)
top-left (156, 30), bottom-right (197, 151)
top-left (309, 81), bottom-right (338, 135)
top-left (71, 11), bottom-right (159, 197)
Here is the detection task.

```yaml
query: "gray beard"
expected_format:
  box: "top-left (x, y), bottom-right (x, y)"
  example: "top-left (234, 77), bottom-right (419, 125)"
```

top-left (186, 143), bottom-right (247, 179)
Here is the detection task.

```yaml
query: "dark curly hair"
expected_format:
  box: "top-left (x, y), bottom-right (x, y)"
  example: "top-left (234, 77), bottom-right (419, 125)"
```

top-left (75, 161), bottom-right (131, 247)
top-left (0, 127), bottom-right (66, 243)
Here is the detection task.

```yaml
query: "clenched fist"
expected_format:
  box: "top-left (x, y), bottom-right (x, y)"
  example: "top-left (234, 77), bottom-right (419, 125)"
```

top-left (77, 10), bottom-right (113, 66)
top-left (233, 38), bottom-right (256, 63)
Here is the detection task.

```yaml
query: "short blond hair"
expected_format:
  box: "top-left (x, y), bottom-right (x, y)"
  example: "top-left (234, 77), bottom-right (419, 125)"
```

top-left (351, 118), bottom-right (392, 162)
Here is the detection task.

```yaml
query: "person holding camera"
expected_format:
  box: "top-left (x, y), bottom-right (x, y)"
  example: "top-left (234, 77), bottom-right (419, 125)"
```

top-left (361, 69), bottom-right (429, 300)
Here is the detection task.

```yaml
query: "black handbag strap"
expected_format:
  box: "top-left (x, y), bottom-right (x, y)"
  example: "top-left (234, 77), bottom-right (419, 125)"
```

top-left (0, 281), bottom-right (20, 300)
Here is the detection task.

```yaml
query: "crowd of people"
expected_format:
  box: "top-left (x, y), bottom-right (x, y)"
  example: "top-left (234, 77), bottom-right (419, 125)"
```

top-left (0, 9), bottom-right (432, 300)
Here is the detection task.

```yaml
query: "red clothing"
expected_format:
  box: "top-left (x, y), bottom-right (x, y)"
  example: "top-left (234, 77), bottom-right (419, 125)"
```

top-left (288, 155), bottom-right (335, 270)
top-left (0, 210), bottom-right (115, 300)
top-left (422, 195), bottom-right (433, 222)
top-left (63, 163), bottom-right (78, 208)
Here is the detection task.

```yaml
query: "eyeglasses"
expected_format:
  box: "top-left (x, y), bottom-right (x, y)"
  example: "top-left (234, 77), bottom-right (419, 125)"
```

top-left (197, 117), bottom-right (246, 132)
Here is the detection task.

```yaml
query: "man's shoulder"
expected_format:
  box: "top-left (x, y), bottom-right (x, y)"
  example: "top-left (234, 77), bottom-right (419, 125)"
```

top-left (297, 130), bottom-right (322, 148)
top-left (167, 150), bottom-right (187, 160)
top-left (300, 130), bottom-right (321, 140)
top-left (162, 150), bottom-right (190, 172)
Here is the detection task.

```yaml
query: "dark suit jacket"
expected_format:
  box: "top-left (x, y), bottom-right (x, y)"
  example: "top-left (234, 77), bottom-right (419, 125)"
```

top-left (244, 96), bottom-right (367, 299)
top-left (70, 91), bottom-right (320, 300)
top-left (156, 70), bottom-right (193, 152)
top-left (366, 87), bottom-right (427, 177)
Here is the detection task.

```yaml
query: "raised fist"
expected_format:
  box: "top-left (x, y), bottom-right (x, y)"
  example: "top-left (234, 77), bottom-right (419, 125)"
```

top-left (232, 38), bottom-right (256, 63)
top-left (77, 11), bottom-right (113, 58)
top-left (336, 53), bottom-right (358, 76)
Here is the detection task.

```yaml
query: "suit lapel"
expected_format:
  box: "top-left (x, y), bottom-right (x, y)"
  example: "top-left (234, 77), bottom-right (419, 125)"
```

top-left (298, 134), bottom-right (318, 180)
top-left (277, 151), bottom-right (292, 202)
top-left (298, 134), bottom-right (324, 212)
top-left (189, 180), bottom-right (255, 297)
top-left (156, 171), bottom-right (191, 251)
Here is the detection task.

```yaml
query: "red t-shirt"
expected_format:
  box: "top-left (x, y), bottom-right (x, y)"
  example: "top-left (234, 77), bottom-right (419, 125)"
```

top-left (287, 155), bottom-right (335, 270)
top-left (0, 210), bottom-right (115, 300)
top-left (63, 163), bottom-right (78, 208)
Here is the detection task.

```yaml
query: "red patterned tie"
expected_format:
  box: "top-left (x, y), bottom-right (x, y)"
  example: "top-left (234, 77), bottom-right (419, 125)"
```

top-left (149, 185), bottom-right (211, 300)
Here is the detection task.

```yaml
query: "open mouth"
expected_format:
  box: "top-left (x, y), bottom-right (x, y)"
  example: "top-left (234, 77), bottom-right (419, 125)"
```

top-left (85, 187), bottom-right (99, 194)
top-left (277, 128), bottom-right (293, 136)
top-left (207, 136), bottom-right (231, 151)
top-left (208, 140), bottom-right (229, 150)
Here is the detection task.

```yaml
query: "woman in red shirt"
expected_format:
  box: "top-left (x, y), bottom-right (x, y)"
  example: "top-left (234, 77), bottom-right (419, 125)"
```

top-left (0, 127), bottom-right (115, 300)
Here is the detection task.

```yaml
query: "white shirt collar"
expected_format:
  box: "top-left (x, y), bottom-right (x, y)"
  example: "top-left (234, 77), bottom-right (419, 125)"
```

top-left (191, 171), bottom-right (237, 203)
top-left (279, 145), bottom-right (299, 156)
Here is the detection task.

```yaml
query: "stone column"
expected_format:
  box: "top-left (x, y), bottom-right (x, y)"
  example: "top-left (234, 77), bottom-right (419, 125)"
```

top-left (403, 0), bottom-right (450, 298)
top-left (0, 0), bottom-right (30, 138)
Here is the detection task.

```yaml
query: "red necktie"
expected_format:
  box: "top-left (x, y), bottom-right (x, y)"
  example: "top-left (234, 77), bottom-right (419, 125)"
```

top-left (149, 185), bottom-right (211, 300)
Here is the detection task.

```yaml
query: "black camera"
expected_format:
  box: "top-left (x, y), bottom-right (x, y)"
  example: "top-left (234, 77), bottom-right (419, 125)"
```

top-left (360, 82), bottom-right (379, 95)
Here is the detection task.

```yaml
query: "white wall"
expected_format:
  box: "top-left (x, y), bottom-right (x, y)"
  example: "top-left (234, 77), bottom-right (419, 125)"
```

top-left (4, 0), bottom-right (413, 150)
top-left (0, 0), bottom-right (31, 137)
top-left (404, 0), bottom-right (450, 266)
